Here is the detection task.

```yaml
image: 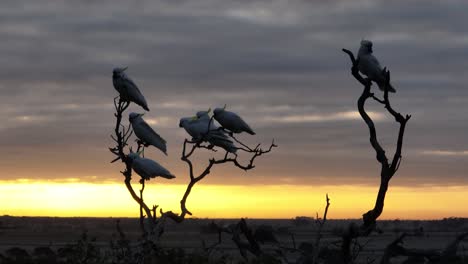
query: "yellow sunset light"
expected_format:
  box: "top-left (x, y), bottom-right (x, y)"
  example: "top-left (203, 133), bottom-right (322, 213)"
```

top-left (1, 181), bottom-right (467, 219)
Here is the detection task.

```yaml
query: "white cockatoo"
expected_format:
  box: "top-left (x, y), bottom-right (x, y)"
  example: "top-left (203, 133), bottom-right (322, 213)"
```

top-left (129, 112), bottom-right (167, 155)
top-left (213, 106), bottom-right (255, 135)
top-left (195, 109), bottom-right (220, 130)
top-left (127, 151), bottom-right (174, 180)
top-left (112, 67), bottom-right (150, 110)
top-left (179, 113), bottom-right (237, 153)
top-left (357, 40), bottom-right (396, 93)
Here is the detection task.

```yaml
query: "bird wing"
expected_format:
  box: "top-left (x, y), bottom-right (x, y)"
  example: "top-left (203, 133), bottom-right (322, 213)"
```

top-left (206, 136), bottom-right (237, 153)
top-left (132, 159), bottom-right (151, 180)
top-left (134, 158), bottom-right (174, 179)
top-left (195, 119), bottom-right (231, 141)
top-left (367, 54), bottom-right (383, 71)
top-left (185, 122), bottom-right (203, 139)
top-left (225, 112), bottom-right (255, 134)
top-left (141, 158), bottom-right (174, 179)
top-left (122, 75), bottom-right (149, 110)
top-left (138, 121), bottom-right (167, 154)
top-left (191, 120), bottom-right (214, 139)
top-left (358, 54), bottom-right (384, 82)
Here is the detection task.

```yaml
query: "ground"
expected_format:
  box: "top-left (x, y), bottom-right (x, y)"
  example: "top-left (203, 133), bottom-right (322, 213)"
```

top-left (0, 216), bottom-right (467, 263)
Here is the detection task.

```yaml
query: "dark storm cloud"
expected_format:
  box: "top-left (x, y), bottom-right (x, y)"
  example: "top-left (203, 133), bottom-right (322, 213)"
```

top-left (0, 0), bottom-right (467, 185)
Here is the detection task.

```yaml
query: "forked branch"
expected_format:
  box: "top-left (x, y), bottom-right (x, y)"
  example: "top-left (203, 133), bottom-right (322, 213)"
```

top-left (341, 48), bottom-right (411, 263)
top-left (161, 137), bottom-right (277, 223)
top-left (110, 97), bottom-right (154, 231)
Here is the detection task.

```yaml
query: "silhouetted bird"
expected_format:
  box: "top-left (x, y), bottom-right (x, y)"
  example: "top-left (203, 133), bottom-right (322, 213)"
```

top-left (129, 112), bottom-right (167, 155)
top-left (112, 67), bottom-right (150, 110)
top-left (195, 108), bottom-right (213, 121)
top-left (213, 106), bottom-right (255, 135)
top-left (127, 152), bottom-right (174, 180)
top-left (195, 108), bottom-right (225, 132)
top-left (179, 114), bottom-right (237, 153)
top-left (357, 40), bottom-right (396, 93)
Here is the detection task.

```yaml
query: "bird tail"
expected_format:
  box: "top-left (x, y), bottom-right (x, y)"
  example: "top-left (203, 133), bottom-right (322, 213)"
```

top-left (151, 135), bottom-right (167, 155)
top-left (142, 104), bottom-right (150, 111)
top-left (160, 174), bottom-right (175, 179)
top-left (378, 82), bottom-right (396, 93)
top-left (209, 138), bottom-right (237, 154)
top-left (209, 132), bottom-right (233, 143)
top-left (246, 128), bottom-right (256, 135)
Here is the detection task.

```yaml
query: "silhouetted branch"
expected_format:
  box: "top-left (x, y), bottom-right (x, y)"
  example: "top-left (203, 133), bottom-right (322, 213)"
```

top-left (161, 137), bottom-right (277, 223)
top-left (139, 181), bottom-right (146, 235)
top-left (110, 97), bottom-right (154, 232)
top-left (312, 194), bottom-right (331, 264)
top-left (341, 48), bottom-right (411, 263)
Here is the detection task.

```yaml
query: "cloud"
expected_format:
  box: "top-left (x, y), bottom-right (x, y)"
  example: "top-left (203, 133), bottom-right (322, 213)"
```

top-left (264, 111), bottom-right (384, 124)
top-left (144, 116), bottom-right (174, 128)
top-left (421, 150), bottom-right (468, 157)
top-left (0, 0), bottom-right (468, 187)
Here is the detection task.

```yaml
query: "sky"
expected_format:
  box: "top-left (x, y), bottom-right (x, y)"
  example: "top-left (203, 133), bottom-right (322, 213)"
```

top-left (1, 0), bottom-right (467, 219)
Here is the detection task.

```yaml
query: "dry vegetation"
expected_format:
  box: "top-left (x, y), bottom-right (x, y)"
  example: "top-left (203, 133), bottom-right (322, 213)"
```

top-left (1, 216), bottom-right (468, 264)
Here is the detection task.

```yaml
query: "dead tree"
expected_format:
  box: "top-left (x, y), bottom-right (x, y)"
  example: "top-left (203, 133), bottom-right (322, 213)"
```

top-left (160, 133), bottom-right (276, 223)
top-left (109, 97), bottom-right (276, 237)
top-left (109, 98), bottom-right (153, 235)
top-left (341, 48), bottom-right (411, 263)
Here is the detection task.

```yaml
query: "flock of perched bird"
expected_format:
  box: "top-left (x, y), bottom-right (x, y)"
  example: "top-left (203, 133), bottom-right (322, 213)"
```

top-left (112, 68), bottom-right (256, 182)
top-left (112, 39), bottom-right (392, 182)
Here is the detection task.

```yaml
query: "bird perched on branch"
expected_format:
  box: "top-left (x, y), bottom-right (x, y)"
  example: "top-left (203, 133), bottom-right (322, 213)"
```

top-left (179, 113), bottom-right (237, 153)
top-left (129, 112), bottom-right (167, 155)
top-left (127, 151), bottom-right (175, 180)
top-left (357, 40), bottom-right (396, 93)
top-left (112, 67), bottom-right (150, 110)
top-left (196, 109), bottom-right (220, 130)
top-left (195, 109), bottom-right (212, 121)
top-left (213, 106), bottom-right (255, 135)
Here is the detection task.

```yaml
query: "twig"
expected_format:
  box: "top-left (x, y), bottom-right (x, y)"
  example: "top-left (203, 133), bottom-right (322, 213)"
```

top-left (312, 194), bottom-right (331, 264)
top-left (110, 97), bottom-right (154, 232)
top-left (161, 130), bottom-right (276, 223)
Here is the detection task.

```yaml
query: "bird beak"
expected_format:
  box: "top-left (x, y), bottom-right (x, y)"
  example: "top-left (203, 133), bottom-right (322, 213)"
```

top-left (138, 113), bottom-right (145, 117)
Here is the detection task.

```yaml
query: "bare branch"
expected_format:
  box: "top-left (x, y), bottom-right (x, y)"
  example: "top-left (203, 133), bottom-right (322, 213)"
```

top-left (110, 156), bottom-right (120, 163)
top-left (341, 48), bottom-right (411, 263)
top-left (110, 96), bottom-right (154, 232)
top-left (312, 194), bottom-right (331, 264)
top-left (161, 134), bottom-right (276, 223)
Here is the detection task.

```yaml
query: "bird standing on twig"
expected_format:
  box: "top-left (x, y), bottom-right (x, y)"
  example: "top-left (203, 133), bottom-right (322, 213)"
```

top-left (127, 151), bottom-right (175, 180)
top-left (357, 40), bottom-right (396, 93)
top-left (213, 106), bottom-right (255, 135)
top-left (129, 112), bottom-right (167, 155)
top-left (179, 113), bottom-right (237, 153)
top-left (113, 67), bottom-right (150, 110)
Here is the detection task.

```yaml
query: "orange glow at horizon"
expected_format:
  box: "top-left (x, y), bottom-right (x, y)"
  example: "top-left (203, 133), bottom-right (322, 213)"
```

top-left (0, 181), bottom-right (467, 220)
